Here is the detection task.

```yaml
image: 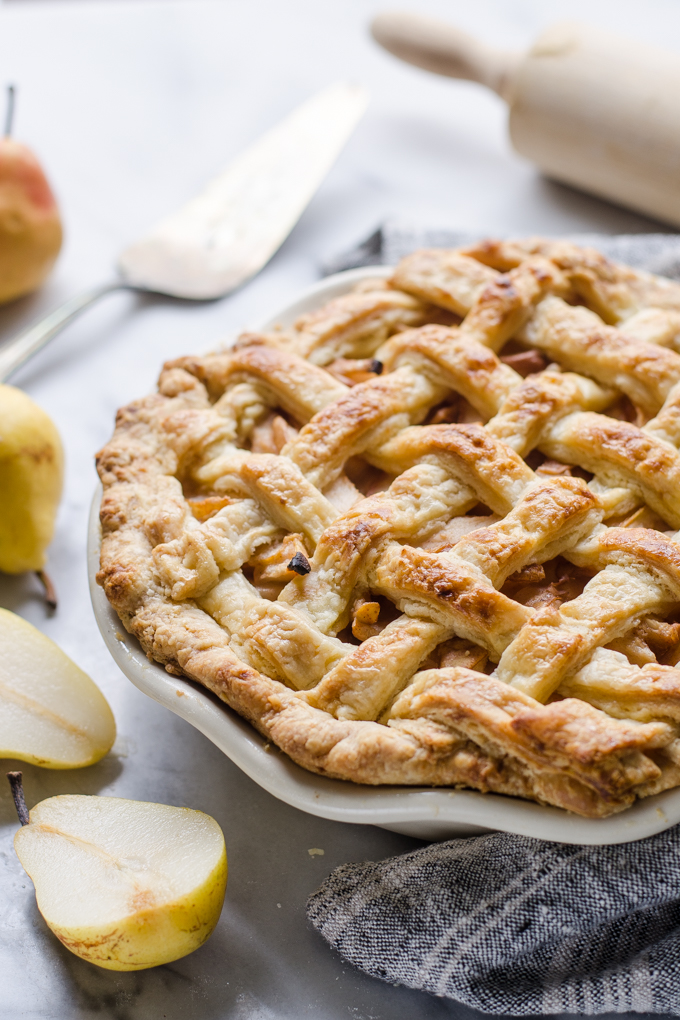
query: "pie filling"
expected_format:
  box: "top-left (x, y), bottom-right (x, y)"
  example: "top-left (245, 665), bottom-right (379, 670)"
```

top-left (97, 238), bottom-right (680, 817)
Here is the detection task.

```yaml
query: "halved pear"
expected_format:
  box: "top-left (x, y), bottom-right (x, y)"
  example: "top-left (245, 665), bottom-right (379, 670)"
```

top-left (0, 608), bottom-right (115, 767)
top-left (14, 794), bottom-right (227, 970)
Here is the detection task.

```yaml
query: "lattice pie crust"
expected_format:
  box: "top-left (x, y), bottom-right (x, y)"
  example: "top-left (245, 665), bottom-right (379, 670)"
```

top-left (98, 239), bottom-right (680, 818)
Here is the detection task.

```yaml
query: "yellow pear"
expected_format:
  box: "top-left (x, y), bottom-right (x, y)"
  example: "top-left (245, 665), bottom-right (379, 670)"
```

top-left (0, 608), bottom-right (115, 767)
top-left (11, 784), bottom-right (227, 971)
top-left (0, 384), bottom-right (63, 574)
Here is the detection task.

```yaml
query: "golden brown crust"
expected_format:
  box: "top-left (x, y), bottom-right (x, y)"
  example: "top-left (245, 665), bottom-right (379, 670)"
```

top-left (98, 240), bottom-right (680, 818)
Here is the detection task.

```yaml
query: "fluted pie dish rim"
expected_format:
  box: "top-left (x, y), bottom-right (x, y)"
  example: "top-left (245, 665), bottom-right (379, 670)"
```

top-left (89, 261), bottom-right (680, 843)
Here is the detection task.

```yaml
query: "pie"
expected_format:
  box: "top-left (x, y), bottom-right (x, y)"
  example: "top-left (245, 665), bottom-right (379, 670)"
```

top-left (97, 238), bottom-right (680, 818)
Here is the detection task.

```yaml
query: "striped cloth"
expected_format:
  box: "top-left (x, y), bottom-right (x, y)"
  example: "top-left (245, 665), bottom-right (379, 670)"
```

top-left (307, 827), bottom-right (680, 1015)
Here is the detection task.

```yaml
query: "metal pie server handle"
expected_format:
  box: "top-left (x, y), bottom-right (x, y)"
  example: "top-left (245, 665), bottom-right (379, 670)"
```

top-left (0, 82), bottom-right (368, 383)
top-left (0, 282), bottom-right (126, 383)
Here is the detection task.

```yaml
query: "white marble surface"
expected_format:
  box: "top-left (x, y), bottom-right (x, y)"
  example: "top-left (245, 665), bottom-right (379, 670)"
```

top-left (0, 1), bottom-right (679, 1017)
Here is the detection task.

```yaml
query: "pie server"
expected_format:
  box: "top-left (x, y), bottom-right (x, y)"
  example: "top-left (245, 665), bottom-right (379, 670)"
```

top-left (0, 81), bottom-right (368, 383)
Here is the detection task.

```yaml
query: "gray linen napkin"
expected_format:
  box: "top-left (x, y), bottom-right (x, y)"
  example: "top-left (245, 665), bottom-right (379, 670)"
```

top-left (308, 225), bottom-right (680, 1015)
top-left (322, 222), bottom-right (680, 281)
top-left (307, 827), bottom-right (680, 1015)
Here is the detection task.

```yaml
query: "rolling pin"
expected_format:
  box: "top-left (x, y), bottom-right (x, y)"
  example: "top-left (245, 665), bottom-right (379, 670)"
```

top-left (371, 12), bottom-right (680, 226)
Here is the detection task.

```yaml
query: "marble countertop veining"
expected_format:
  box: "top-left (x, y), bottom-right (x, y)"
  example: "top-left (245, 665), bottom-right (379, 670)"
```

top-left (0, 1), bottom-right (678, 1017)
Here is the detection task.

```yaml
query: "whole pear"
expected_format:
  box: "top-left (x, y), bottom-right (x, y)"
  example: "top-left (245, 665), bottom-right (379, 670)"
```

top-left (0, 135), bottom-right (62, 304)
top-left (0, 384), bottom-right (63, 573)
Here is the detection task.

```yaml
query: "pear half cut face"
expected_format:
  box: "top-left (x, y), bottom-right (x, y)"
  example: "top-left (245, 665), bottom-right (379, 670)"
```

top-left (14, 795), bottom-right (227, 971)
top-left (0, 609), bottom-right (115, 767)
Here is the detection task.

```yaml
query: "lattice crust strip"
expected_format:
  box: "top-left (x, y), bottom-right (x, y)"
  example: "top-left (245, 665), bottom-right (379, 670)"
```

top-left (98, 238), bottom-right (680, 818)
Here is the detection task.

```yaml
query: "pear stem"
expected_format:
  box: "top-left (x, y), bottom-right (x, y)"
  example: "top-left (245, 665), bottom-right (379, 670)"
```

top-left (36, 570), bottom-right (57, 611)
top-left (4, 85), bottom-right (15, 138)
top-left (7, 772), bottom-right (29, 826)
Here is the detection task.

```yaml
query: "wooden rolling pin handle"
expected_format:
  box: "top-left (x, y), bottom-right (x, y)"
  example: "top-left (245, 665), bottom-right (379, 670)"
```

top-left (371, 11), bottom-right (521, 101)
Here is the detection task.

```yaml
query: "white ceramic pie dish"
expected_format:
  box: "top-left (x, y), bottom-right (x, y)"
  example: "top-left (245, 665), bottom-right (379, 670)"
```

top-left (88, 266), bottom-right (680, 845)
